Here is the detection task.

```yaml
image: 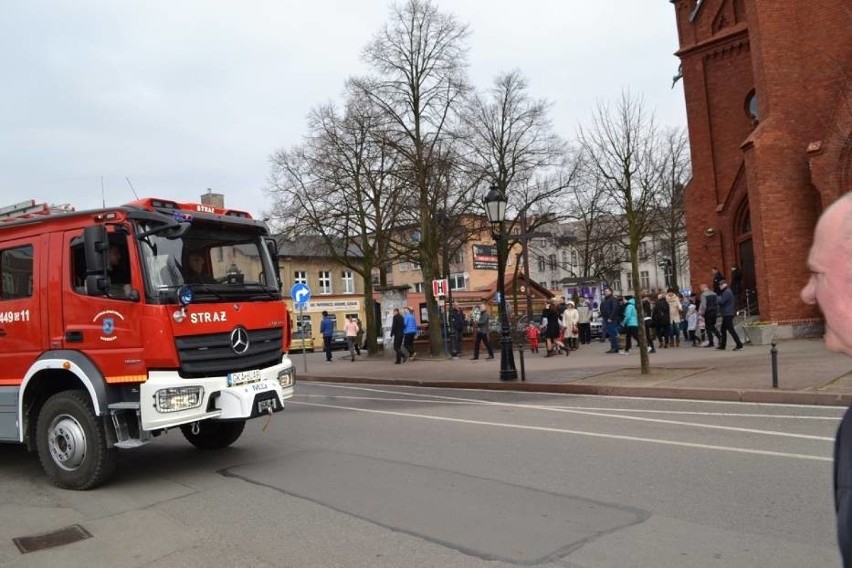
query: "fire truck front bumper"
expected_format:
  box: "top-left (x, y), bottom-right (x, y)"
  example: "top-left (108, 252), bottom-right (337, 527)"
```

top-left (139, 358), bottom-right (295, 432)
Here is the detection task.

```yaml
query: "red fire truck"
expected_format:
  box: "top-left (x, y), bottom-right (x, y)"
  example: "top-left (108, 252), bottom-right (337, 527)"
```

top-left (0, 198), bottom-right (295, 489)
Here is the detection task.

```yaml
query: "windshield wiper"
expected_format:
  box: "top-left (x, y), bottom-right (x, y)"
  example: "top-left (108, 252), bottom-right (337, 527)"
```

top-left (242, 284), bottom-right (280, 300)
top-left (185, 283), bottom-right (229, 301)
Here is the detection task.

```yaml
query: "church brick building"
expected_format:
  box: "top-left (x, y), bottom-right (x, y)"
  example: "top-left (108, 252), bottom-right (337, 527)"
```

top-left (669, 0), bottom-right (850, 329)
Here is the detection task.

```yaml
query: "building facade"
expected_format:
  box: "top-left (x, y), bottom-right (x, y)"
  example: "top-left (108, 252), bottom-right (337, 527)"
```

top-left (526, 223), bottom-right (692, 297)
top-left (670, 0), bottom-right (851, 327)
top-left (378, 221), bottom-right (556, 326)
top-left (277, 238), bottom-right (367, 342)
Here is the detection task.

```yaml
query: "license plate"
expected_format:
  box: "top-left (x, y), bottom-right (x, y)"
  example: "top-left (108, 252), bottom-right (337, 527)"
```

top-left (257, 398), bottom-right (276, 413)
top-left (227, 369), bottom-right (262, 387)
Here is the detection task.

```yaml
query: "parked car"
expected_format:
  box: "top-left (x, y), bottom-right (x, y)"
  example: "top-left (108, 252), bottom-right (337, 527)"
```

top-left (290, 329), bottom-right (314, 352)
top-left (330, 330), bottom-right (349, 351)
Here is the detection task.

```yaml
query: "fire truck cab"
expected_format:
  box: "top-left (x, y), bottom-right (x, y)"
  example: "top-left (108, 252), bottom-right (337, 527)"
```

top-left (0, 198), bottom-right (294, 489)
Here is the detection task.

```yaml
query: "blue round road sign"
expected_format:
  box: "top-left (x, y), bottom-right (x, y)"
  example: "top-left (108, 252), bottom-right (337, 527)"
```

top-left (290, 282), bottom-right (311, 304)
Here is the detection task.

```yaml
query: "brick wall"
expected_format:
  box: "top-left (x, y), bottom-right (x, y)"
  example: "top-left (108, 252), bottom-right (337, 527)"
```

top-left (671, 0), bottom-right (850, 323)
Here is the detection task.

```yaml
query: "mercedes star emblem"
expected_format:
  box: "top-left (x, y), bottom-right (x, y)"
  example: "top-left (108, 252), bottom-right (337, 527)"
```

top-left (230, 326), bottom-right (250, 355)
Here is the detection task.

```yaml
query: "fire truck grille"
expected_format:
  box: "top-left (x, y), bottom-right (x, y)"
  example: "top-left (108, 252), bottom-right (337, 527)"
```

top-left (176, 327), bottom-right (283, 377)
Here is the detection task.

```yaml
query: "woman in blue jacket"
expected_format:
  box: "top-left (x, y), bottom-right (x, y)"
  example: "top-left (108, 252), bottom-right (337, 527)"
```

top-left (402, 307), bottom-right (418, 360)
top-left (621, 296), bottom-right (640, 355)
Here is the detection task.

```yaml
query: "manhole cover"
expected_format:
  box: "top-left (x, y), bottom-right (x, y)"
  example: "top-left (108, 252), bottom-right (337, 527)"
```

top-left (13, 524), bottom-right (92, 554)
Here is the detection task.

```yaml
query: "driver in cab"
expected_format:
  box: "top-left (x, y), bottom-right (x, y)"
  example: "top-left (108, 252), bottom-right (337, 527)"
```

top-left (184, 252), bottom-right (216, 284)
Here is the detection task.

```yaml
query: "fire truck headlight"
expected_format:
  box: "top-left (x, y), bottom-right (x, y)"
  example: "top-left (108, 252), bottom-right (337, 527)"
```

top-left (155, 387), bottom-right (203, 413)
top-left (277, 367), bottom-right (295, 388)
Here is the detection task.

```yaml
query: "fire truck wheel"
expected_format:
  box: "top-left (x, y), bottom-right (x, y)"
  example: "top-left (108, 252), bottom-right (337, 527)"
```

top-left (36, 390), bottom-right (118, 490)
top-left (180, 420), bottom-right (246, 450)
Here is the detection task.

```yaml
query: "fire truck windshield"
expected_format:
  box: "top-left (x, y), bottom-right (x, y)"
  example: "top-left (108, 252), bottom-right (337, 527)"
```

top-left (136, 220), bottom-right (280, 303)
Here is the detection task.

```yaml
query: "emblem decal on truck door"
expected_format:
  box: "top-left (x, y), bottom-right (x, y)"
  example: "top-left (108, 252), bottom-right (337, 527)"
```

top-left (93, 310), bottom-right (124, 342)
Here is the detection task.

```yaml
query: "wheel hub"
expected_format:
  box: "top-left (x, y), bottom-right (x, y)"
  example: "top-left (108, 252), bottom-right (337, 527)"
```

top-left (48, 415), bottom-right (87, 471)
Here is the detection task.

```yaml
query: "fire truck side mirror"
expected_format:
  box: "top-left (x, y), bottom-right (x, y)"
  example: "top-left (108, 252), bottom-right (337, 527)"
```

top-left (83, 225), bottom-right (109, 296)
top-left (265, 237), bottom-right (282, 290)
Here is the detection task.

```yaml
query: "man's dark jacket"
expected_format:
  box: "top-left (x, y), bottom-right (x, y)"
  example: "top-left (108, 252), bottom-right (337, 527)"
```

top-left (390, 314), bottom-right (404, 347)
top-left (718, 287), bottom-right (736, 317)
top-left (600, 295), bottom-right (619, 323)
top-left (836, 407), bottom-right (852, 566)
top-left (452, 311), bottom-right (465, 333)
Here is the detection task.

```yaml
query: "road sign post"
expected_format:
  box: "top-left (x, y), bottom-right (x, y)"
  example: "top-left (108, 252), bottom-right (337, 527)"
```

top-left (290, 284), bottom-right (312, 373)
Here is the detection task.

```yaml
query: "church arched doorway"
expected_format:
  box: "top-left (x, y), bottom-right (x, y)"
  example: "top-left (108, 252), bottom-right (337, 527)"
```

top-left (733, 200), bottom-right (757, 314)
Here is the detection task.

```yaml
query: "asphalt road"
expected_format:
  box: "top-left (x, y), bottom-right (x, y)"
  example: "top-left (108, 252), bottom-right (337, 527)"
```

top-left (0, 384), bottom-right (845, 567)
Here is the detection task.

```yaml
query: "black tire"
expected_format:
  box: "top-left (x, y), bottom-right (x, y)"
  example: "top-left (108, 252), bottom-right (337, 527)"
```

top-left (180, 420), bottom-right (245, 450)
top-left (36, 390), bottom-right (118, 490)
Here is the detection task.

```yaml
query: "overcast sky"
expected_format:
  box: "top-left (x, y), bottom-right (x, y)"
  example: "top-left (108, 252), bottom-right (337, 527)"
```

top-left (1, 0), bottom-right (686, 219)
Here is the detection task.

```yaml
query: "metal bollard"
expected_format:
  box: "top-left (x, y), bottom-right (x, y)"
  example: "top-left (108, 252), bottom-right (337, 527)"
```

top-left (518, 344), bottom-right (526, 382)
top-left (770, 340), bottom-right (778, 388)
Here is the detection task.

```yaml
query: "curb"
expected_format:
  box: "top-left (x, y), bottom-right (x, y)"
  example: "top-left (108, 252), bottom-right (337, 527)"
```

top-left (298, 375), bottom-right (852, 407)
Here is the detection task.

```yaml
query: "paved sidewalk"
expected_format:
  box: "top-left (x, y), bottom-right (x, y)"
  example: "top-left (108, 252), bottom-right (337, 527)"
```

top-left (293, 337), bottom-right (852, 406)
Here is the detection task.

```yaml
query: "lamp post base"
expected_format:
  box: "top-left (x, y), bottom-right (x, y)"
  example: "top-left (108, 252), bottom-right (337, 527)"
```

top-left (499, 332), bottom-right (517, 381)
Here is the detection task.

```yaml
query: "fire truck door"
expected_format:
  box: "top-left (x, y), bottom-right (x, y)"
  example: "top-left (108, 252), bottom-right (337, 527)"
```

top-left (61, 229), bottom-right (146, 384)
top-left (0, 237), bottom-right (41, 440)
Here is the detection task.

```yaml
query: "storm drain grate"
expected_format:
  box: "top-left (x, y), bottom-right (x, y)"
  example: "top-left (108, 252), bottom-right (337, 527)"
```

top-left (13, 524), bottom-right (92, 553)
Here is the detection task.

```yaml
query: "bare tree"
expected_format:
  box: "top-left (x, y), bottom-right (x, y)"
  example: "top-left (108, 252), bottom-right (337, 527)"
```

top-left (654, 127), bottom-right (691, 290)
top-left (460, 69), bottom-right (574, 320)
top-left (350, 0), bottom-right (471, 354)
top-left (267, 90), bottom-right (406, 353)
top-left (566, 163), bottom-right (626, 281)
top-left (578, 91), bottom-right (665, 374)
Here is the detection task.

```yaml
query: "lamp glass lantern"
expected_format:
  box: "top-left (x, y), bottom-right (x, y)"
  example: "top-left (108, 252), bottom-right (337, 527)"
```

top-left (483, 184), bottom-right (507, 227)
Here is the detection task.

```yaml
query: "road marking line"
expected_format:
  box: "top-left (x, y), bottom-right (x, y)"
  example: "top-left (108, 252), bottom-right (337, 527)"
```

top-left (297, 386), bottom-right (838, 441)
top-left (290, 401), bottom-right (832, 462)
top-left (297, 393), bottom-right (841, 419)
top-left (304, 381), bottom-right (848, 411)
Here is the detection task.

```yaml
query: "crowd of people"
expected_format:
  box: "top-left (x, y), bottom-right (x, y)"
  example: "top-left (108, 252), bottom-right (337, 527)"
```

top-left (515, 267), bottom-right (747, 357)
top-left (380, 273), bottom-right (747, 362)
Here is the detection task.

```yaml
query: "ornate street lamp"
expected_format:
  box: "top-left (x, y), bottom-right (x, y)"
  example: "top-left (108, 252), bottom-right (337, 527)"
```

top-left (483, 184), bottom-right (517, 381)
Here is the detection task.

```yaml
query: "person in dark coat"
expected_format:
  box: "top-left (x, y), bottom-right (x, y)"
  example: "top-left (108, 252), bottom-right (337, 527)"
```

top-left (652, 293), bottom-right (671, 349)
top-left (541, 301), bottom-right (560, 357)
top-left (699, 283), bottom-right (722, 347)
top-left (600, 287), bottom-right (620, 354)
top-left (799, 192), bottom-right (852, 565)
top-left (184, 252), bottom-right (216, 284)
top-left (471, 303), bottom-right (494, 360)
top-left (641, 293), bottom-right (656, 353)
top-left (712, 267), bottom-right (725, 295)
top-left (716, 280), bottom-right (743, 350)
top-left (390, 308), bottom-right (405, 364)
top-left (451, 308), bottom-right (465, 357)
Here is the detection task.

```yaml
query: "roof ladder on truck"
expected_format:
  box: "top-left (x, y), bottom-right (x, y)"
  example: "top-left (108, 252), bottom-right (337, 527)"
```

top-left (0, 200), bottom-right (75, 222)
